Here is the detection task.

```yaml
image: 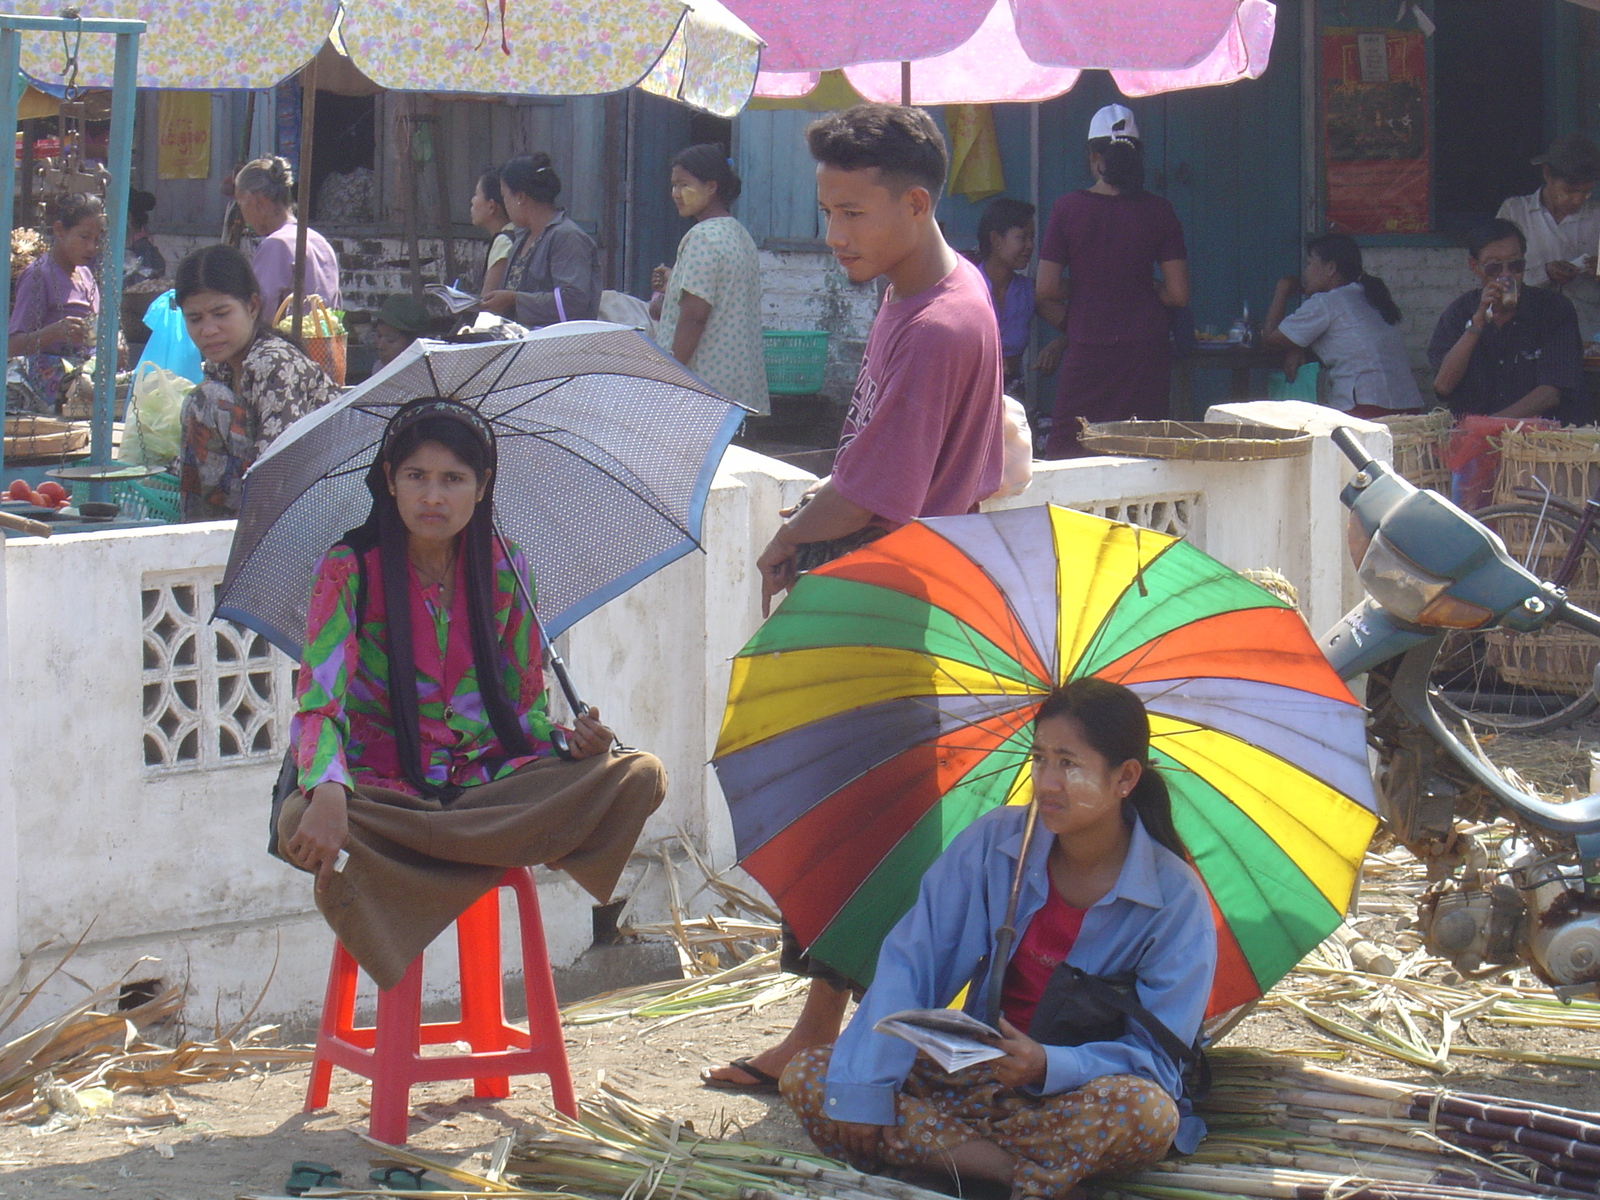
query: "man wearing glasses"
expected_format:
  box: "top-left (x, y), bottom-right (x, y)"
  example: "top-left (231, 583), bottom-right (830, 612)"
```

top-left (1428, 218), bottom-right (1586, 424)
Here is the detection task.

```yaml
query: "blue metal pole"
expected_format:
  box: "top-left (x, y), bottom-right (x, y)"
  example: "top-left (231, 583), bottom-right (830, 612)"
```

top-left (0, 28), bottom-right (21, 451)
top-left (93, 28), bottom-right (140, 486)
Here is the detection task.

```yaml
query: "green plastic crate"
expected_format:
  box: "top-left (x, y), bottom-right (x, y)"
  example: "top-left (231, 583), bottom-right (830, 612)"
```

top-left (112, 470), bottom-right (181, 523)
top-left (762, 330), bottom-right (829, 395)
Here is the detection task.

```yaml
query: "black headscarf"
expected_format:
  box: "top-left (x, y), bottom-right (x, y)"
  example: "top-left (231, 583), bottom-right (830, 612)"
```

top-left (341, 397), bottom-right (534, 800)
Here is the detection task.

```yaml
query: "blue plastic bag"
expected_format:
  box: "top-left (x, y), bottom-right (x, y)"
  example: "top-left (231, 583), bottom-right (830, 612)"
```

top-left (135, 289), bottom-right (202, 385)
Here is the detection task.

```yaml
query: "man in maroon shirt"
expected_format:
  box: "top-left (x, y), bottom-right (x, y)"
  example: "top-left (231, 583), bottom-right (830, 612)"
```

top-left (707, 104), bottom-right (1004, 1092)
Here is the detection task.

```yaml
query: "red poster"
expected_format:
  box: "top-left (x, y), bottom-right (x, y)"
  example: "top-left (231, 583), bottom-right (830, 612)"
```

top-left (1322, 29), bottom-right (1430, 234)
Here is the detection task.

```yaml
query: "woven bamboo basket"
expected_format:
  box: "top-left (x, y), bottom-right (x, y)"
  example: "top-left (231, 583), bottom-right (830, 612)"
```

top-left (1375, 408), bottom-right (1452, 494)
top-left (3, 414), bottom-right (87, 460)
top-left (1492, 426), bottom-right (1600, 506)
top-left (1484, 625), bottom-right (1600, 696)
top-left (1479, 501), bottom-right (1600, 692)
top-left (1077, 419), bottom-right (1312, 461)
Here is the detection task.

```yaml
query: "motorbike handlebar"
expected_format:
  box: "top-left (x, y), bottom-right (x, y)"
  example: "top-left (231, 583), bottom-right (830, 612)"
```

top-left (1560, 601), bottom-right (1600, 639)
top-left (1330, 426), bottom-right (1374, 469)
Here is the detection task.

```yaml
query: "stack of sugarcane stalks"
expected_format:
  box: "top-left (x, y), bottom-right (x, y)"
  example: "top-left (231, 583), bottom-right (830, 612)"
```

top-left (506, 1079), bottom-right (952, 1200)
top-left (1097, 1049), bottom-right (1600, 1200)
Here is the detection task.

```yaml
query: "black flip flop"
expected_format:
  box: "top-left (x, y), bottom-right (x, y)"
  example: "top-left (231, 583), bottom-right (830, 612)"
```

top-left (701, 1056), bottom-right (782, 1093)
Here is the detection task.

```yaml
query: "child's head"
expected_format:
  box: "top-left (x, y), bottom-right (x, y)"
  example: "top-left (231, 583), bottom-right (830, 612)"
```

top-left (806, 104), bottom-right (948, 284)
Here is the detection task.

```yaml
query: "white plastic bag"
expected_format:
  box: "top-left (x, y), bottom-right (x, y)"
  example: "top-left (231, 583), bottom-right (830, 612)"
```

top-left (597, 289), bottom-right (656, 336)
top-left (987, 394), bottom-right (1034, 501)
top-left (120, 361), bottom-right (191, 467)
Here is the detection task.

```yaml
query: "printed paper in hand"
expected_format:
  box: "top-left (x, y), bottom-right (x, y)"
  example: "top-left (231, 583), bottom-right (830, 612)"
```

top-left (873, 1009), bottom-right (1006, 1073)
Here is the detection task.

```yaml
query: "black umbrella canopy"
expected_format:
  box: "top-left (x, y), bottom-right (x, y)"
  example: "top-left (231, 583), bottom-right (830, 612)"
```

top-left (215, 323), bottom-right (748, 658)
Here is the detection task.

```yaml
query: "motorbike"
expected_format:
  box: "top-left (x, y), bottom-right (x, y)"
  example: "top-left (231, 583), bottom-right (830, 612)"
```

top-left (1322, 426), bottom-right (1600, 998)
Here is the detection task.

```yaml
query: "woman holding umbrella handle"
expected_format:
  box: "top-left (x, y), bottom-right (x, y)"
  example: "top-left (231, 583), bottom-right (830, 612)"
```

top-left (278, 398), bottom-right (666, 991)
top-left (780, 680), bottom-right (1216, 1199)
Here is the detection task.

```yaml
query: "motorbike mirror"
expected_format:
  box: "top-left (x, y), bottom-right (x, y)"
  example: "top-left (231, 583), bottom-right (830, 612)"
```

top-left (1331, 425), bottom-right (1374, 469)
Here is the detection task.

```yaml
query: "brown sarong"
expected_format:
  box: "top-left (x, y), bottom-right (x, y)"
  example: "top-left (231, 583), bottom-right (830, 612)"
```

top-left (278, 749), bottom-right (666, 989)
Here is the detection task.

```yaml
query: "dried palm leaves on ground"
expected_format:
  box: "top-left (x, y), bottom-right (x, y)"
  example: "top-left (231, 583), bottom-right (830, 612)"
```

top-left (0, 934), bottom-right (309, 1123)
top-left (1256, 838), bottom-right (1600, 1074)
top-left (561, 837), bottom-right (806, 1029)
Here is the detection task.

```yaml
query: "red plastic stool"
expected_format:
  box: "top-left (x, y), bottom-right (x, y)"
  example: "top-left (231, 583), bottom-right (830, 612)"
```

top-left (304, 867), bottom-right (577, 1143)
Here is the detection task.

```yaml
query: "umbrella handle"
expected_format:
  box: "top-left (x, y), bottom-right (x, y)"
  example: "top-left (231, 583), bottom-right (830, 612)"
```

top-left (982, 800), bottom-right (1040, 1028)
top-left (493, 523), bottom-right (587, 717)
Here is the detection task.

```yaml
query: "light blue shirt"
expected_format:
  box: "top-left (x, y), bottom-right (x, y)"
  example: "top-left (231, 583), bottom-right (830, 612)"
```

top-left (822, 805), bottom-right (1217, 1153)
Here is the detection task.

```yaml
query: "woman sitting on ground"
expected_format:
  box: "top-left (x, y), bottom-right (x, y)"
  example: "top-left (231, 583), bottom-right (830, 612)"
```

top-left (278, 398), bottom-right (667, 990)
top-left (481, 153), bottom-right (600, 328)
top-left (9, 193), bottom-right (105, 413)
top-left (782, 679), bottom-right (1216, 1200)
top-left (1263, 233), bottom-right (1422, 418)
top-left (174, 244), bottom-right (336, 521)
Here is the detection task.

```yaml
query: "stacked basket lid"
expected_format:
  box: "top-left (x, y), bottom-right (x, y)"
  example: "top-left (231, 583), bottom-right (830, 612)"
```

top-left (1486, 426), bottom-right (1600, 696)
top-left (1374, 409), bottom-right (1452, 495)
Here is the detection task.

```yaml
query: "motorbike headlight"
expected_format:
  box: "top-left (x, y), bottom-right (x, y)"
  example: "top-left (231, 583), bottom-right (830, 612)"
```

top-left (1358, 532), bottom-right (1490, 629)
top-left (1347, 510), bottom-right (1374, 569)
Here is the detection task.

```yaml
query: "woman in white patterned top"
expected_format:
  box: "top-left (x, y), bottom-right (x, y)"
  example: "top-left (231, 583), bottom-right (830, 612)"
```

top-left (649, 144), bottom-right (769, 415)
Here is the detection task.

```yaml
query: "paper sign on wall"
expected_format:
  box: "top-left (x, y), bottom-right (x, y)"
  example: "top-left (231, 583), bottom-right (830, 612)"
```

top-left (157, 91), bottom-right (212, 180)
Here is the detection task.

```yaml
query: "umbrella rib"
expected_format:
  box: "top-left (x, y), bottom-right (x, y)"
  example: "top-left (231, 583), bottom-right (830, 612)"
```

top-left (512, 430), bottom-right (690, 532)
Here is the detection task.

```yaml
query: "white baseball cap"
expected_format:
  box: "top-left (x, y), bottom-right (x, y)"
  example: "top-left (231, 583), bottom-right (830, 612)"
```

top-left (1088, 104), bottom-right (1140, 143)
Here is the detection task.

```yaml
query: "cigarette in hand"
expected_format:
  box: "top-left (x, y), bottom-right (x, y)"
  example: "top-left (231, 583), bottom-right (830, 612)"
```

top-left (334, 849), bottom-right (350, 873)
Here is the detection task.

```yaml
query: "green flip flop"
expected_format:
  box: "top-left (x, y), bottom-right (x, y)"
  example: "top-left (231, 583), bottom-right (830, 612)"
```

top-left (370, 1165), bottom-right (453, 1192)
top-left (286, 1160), bottom-right (342, 1196)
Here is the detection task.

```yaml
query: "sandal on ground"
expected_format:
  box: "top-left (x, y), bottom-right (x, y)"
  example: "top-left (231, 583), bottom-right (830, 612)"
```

top-left (370, 1165), bottom-right (452, 1191)
top-left (700, 1056), bottom-right (782, 1093)
top-left (286, 1161), bottom-right (342, 1196)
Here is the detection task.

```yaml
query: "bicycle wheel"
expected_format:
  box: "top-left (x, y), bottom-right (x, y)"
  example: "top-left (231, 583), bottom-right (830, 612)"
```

top-left (1429, 502), bottom-right (1600, 734)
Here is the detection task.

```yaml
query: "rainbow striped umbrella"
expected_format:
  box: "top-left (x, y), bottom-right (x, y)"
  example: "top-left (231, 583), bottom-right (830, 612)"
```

top-left (713, 504), bottom-right (1378, 1018)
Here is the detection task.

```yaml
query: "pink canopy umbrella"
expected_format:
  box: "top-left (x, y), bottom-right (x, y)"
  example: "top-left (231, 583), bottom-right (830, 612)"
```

top-left (748, 0), bottom-right (1273, 106)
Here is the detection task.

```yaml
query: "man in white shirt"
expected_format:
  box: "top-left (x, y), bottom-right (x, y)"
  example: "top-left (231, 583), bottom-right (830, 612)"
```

top-left (1497, 134), bottom-right (1600, 341)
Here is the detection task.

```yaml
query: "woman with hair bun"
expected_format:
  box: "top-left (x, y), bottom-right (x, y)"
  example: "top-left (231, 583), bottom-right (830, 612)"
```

top-left (646, 143), bottom-right (767, 414)
top-left (481, 152), bottom-right (600, 327)
top-left (781, 678), bottom-right (1216, 1198)
top-left (234, 155), bottom-right (343, 318)
top-left (1036, 105), bottom-right (1189, 457)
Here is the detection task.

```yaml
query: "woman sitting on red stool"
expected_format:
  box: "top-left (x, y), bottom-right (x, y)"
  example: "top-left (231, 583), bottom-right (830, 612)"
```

top-left (277, 398), bottom-right (666, 990)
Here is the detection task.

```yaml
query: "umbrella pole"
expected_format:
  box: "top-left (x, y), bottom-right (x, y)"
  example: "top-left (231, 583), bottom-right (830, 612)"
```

top-left (492, 523), bottom-right (589, 718)
top-left (291, 53), bottom-right (319, 342)
top-left (981, 799), bottom-right (1040, 1027)
top-left (900, 60), bottom-right (911, 106)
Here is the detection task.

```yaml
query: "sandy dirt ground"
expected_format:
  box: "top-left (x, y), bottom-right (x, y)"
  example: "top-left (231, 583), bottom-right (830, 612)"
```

top-left (1, 973), bottom-right (1599, 1200)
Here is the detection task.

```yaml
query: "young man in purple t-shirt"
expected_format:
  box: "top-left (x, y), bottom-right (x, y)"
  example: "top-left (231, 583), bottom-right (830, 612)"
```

top-left (754, 106), bottom-right (1002, 619)
top-left (708, 105), bottom-right (1003, 1093)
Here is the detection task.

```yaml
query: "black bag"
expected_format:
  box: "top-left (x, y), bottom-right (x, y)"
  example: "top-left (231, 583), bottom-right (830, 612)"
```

top-left (1028, 963), bottom-right (1210, 1099)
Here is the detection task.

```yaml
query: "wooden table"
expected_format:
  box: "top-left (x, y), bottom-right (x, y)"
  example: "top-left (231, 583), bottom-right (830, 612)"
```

top-left (1172, 345), bottom-right (1285, 419)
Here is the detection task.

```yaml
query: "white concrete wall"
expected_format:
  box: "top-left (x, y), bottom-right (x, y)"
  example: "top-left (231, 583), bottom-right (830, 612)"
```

top-left (757, 247), bottom-right (879, 403)
top-left (1, 406), bottom-right (1376, 1027)
top-left (1361, 245), bottom-right (1474, 376)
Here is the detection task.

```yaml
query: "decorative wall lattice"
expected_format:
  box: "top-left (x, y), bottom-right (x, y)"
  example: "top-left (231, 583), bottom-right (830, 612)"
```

top-left (1069, 494), bottom-right (1199, 542)
top-left (141, 570), bottom-right (295, 771)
